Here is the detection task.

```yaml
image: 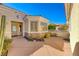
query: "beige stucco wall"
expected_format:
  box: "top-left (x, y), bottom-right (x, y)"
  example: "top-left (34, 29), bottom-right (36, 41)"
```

top-left (26, 16), bottom-right (36, 33)
top-left (0, 15), bottom-right (1, 23)
top-left (0, 4), bottom-right (48, 39)
top-left (26, 16), bottom-right (48, 33)
top-left (24, 17), bottom-right (29, 33)
top-left (69, 4), bottom-right (79, 53)
top-left (0, 5), bottom-right (27, 39)
top-left (39, 17), bottom-right (48, 33)
top-left (65, 3), bottom-right (79, 55)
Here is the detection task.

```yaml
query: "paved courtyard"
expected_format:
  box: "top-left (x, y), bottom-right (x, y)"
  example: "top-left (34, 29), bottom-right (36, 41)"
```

top-left (8, 36), bottom-right (72, 56)
top-left (31, 41), bottom-right (72, 56)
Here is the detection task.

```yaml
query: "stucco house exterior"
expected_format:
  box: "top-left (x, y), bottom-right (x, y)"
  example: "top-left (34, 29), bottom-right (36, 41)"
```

top-left (0, 4), bottom-right (48, 39)
top-left (65, 3), bottom-right (79, 55)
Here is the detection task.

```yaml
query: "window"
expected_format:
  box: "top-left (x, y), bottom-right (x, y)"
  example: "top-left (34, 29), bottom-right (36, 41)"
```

top-left (12, 25), bottom-right (17, 32)
top-left (30, 21), bottom-right (38, 32)
top-left (40, 22), bottom-right (48, 31)
top-left (40, 22), bottom-right (47, 26)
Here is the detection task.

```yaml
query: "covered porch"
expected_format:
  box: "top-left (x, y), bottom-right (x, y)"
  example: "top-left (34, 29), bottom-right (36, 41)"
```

top-left (11, 21), bottom-right (23, 37)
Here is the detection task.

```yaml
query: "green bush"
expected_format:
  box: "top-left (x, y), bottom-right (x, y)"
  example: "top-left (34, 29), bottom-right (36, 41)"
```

top-left (1, 38), bottom-right (12, 56)
top-left (48, 24), bottom-right (56, 31)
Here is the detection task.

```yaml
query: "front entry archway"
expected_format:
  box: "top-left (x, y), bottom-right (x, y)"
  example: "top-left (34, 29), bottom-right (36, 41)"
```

top-left (11, 21), bottom-right (23, 37)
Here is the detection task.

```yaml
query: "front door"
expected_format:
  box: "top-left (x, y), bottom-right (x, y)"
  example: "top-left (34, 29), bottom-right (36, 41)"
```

top-left (11, 21), bottom-right (23, 37)
top-left (19, 24), bottom-right (23, 35)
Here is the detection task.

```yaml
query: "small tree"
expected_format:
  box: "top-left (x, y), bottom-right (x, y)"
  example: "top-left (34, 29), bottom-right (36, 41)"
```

top-left (0, 15), bottom-right (6, 55)
top-left (48, 24), bottom-right (56, 31)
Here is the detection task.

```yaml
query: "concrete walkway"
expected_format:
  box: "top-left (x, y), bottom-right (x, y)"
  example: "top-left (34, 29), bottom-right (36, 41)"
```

top-left (8, 37), bottom-right (72, 56)
top-left (8, 37), bottom-right (43, 56)
top-left (31, 41), bottom-right (72, 56)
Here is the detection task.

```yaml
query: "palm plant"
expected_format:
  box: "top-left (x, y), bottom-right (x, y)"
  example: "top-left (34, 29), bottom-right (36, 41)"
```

top-left (0, 15), bottom-right (6, 55)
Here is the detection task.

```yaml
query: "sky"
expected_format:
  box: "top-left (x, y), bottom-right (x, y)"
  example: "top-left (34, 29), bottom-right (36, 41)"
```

top-left (4, 3), bottom-right (66, 24)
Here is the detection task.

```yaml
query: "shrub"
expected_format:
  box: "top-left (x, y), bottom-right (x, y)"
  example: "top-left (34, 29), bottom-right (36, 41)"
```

top-left (62, 25), bottom-right (68, 31)
top-left (44, 32), bottom-right (57, 38)
top-left (48, 24), bottom-right (56, 31)
top-left (44, 32), bottom-right (51, 38)
top-left (1, 38), bottom-right (12, 56)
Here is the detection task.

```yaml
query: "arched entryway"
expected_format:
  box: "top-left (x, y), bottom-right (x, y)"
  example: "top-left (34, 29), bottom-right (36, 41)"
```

top-left (11, 21), bottom-right (23, 37)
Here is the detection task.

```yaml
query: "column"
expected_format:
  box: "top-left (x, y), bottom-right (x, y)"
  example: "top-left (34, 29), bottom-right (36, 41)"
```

top-left (38, 21), bottom-right (41, 33)
top-left (28, 19), bottom-right (31, 35)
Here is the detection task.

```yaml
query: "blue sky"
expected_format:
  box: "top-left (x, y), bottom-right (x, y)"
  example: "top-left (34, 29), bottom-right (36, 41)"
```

top-left (4, 3), bottom-right (66, 24)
